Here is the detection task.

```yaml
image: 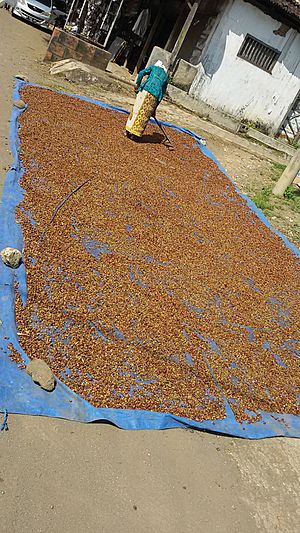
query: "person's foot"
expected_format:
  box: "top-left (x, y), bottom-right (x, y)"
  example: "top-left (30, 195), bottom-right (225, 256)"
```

top-left (125, 131), bottom-right (139, 141)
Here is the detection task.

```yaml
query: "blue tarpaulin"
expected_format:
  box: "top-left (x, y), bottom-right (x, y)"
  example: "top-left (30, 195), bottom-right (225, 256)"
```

top-left (0, 79), bottom-right (299, 438)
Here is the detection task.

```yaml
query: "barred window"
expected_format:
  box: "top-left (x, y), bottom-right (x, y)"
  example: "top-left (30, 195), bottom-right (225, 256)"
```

top-left (238, 35), bottom-right (280, 74)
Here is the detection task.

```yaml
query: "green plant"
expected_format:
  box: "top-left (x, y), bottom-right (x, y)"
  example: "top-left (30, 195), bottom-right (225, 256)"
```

top-left (291, 139), bottom-right (299, 149)
top-left (43, 83), bottom-right (67, 92)
top-left (273, 162), bottom-right (287, 172)
top-left (282, 187), bottom-right (300, 213)
top-left (252, 187), bottom-right (273, 213)
top-left (271, 162), bottom-right (287, 181)
top-left (283, 186), bottom-right (296, 200)
top-left (241, 118), bottom-right (269, 135)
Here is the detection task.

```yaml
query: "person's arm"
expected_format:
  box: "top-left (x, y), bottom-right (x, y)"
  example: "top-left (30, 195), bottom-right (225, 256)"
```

top-left (136, 66), bottom-right (152, 88)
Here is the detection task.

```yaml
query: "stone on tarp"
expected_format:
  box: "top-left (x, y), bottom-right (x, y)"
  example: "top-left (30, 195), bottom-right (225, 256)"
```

top-left (15, 74), bottom-right (29, 82)
top-left (13, 99), bottom-right (26, 109)
top-left (0, 247), bottom-right (22, 268)
top-left (26, 359), bottom-right (56, 392)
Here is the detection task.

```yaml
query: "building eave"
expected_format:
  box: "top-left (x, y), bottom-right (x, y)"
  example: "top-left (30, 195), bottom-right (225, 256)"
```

top-left (245, 0), bottom-right (300, 29)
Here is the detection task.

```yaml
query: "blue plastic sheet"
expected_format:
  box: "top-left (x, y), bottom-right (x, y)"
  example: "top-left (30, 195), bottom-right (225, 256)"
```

top-left (0, 79), bottom-right (299, 438)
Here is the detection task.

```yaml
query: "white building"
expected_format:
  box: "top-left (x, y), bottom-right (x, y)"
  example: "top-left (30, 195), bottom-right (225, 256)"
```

top-left (149, 0), bottom-right (300, 139)
top-left (189, 0), bottom-right (300, 136)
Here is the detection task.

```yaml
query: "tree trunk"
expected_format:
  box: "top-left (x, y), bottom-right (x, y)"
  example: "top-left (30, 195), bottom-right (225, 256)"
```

top-left (272, 147), bottom-right (300, 197)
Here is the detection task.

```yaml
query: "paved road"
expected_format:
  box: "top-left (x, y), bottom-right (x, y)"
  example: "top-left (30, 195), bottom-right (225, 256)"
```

top-left (0, 9), bottom-right (50, 194)
top-left (0, 10), bottom-right (299, 533)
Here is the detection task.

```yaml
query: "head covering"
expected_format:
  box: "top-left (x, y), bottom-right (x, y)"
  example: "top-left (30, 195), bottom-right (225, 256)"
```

top-left (155, 60), bottom-right (168, 74)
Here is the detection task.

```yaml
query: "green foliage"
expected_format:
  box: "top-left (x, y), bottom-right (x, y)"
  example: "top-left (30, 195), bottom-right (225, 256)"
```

top-left (282, 187), bottom-right (300, 213)
top-left (291, 139), bottom-right (299, 149)
top-left (251, 183), bottom-right (300, 216)
top-left (271, 162), bottom-right (287, 181)
top-left (273, 162), bottom-right (287, 172)
top-left (43, 83), bottom-right (67, 92)
top-left (241, 118), bottom-right (269, 135)
top-left (283, 186), bottom-right (296, 200)
top-left (252, 187), bottom-right (273, 213)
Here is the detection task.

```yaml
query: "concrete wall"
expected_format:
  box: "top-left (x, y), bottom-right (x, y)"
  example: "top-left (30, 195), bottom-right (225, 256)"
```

top-left (45, 29), bottom-right (111, 71)
top-left (172, 60), bottom-right (197, 92)
top-left (189, 0), bottom-right (300, 133)
top-left (146, 46), bottom-right (171, 69)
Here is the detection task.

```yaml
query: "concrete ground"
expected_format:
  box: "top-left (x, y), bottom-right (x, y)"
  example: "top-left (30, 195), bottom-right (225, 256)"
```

top-left (0, 10), bottom-right (299, 533)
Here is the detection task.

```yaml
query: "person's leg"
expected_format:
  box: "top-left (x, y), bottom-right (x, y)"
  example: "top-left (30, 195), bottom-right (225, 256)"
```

top-left (126, 131), bottom-right (140, 142)
top-left (126, 91), bottom-right (158, 139)
top-left (125, 91), bottom-right (146, 138)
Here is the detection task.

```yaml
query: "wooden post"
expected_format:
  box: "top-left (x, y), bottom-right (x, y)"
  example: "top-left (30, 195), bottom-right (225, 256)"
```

top-left (134, 9), bottom-right (162, 75)
top-left (272, 147), bottom-right (300, 197)
top-left (165, 3), bottom-right (187, 52)
top-left (169, 1), bottom-right (199, 70)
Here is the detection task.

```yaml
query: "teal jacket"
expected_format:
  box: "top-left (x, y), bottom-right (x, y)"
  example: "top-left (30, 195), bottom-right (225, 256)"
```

top-left (136, 65), bottom-right (169, 104)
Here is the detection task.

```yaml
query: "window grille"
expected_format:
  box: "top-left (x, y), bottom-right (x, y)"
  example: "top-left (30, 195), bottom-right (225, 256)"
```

top-left (238, 35), bottom-right (280, 73)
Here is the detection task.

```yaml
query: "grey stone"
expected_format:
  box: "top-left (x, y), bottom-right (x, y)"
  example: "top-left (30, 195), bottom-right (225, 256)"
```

top-left (15, 74), bottom-right (29, 82)
top-left (0, 247), bottom-right (22, 268)
top-left (26, 359), bottom-right (56, 392)
top-left (65, 69), bottom-right (99, 85)
top-left (50, 60), bottom-right (104, 86)
top-left (49, 59), bottom-right (91, 76)
top-left (13, 99), bottom-right (26, 109)
top-left (146, 46), bottom-right (171, 69)
top-left (172, 59), bottom-right (197, 92)
top-left (246, 128), bottom-right (296, 157)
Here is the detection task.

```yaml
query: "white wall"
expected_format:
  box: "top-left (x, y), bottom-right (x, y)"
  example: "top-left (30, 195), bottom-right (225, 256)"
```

top-left (189, 0), bottom-right (300, 133)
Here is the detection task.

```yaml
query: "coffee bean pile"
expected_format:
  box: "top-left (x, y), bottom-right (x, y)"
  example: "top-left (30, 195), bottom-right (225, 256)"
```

top-left (12, 86), bottom-right (300, 423)
top-left (8, 344), bottom-right (26, 369)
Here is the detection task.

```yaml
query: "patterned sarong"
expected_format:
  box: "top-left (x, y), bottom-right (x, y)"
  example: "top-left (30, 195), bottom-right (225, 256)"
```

top-left (126, 90), bottom-right (158, 137)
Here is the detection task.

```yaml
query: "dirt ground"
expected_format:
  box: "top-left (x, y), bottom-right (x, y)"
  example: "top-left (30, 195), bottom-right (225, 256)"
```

top-left (0, 10), bottom-right (299, 533)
